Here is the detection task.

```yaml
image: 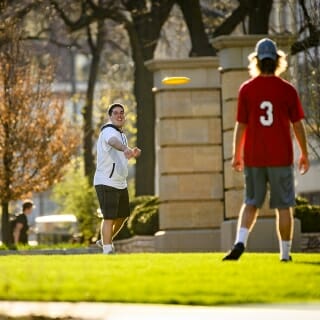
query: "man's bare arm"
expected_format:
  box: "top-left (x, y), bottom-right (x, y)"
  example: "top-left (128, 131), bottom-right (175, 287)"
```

top-left (292, 120), bottom-right (309, 175)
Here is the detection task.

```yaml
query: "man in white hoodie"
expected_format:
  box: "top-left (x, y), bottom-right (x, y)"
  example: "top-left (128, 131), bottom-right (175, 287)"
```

top-left (94, 103), bottom-right (141, 254)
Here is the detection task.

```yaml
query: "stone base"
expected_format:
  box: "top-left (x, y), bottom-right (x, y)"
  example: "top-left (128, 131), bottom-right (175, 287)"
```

top-left (301, 233), bottom-right (320, 252)
top-left (154, 229), bottom-right (220, 252)
top-left (220, 218), bottom-right (301, 252)
top-left (114, 236), bottom-right (155, 253)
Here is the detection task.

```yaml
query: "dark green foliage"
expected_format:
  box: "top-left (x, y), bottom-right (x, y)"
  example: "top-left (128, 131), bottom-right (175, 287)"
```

top-left (295, 196), bottom-right (309, 206)
top-left (129, 195), bottom-right (158, 212)
top-left (295, 197), bottom-right (320, 232)
top-left (128, 195), bottom-right (159, 235)
top-left (114, 195), bottom-right (159, 240)
top-left (113, 222), bottom-right (132, 240)
top-left (52, 161), bottom-right (100, 243)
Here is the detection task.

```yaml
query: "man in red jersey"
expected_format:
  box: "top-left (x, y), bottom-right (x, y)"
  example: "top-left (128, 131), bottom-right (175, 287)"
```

top-left (223, 38), bottom-right (309, 262)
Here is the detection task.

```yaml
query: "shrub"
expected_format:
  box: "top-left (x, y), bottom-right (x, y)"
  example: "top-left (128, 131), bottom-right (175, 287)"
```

top-left (113, 221), bottom-right (133, 240)
top-left (128, 195), bottom-right (159, 236)
top-left (52, 160), bottom-right (100, 243)
top-left (295, 197), bottom-right (320, 233)
top-left (114, 195), bottom-right (159, 240)
top-left (295, 196), bottom-right (309, 206)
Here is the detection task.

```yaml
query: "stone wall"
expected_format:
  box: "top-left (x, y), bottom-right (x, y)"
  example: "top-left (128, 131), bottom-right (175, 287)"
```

top-left (301, 233), bottom-right (320, 252)
top-left (146, 58), bottom-right (223, 252)
top-left (114, 236), bottom-right (155, 253)
top-left (146, 35), bottom-right (305, 253)
top-left (113, 233), bottom-right (320, 253)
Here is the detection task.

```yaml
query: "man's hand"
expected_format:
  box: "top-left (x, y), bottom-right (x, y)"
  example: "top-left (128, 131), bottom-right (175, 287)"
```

top-left (231, 156), bottom-right (244, 172)
top-left (123, 146), bottom-right (141, 159)
top-left (298, 154), bottom-right (309, 175)
top-left (132, 147), bottom-right (141, 158)
top-left (108, 137), bottom-right (141, 159)
top-left (123, 147), bottom-right (133, 159)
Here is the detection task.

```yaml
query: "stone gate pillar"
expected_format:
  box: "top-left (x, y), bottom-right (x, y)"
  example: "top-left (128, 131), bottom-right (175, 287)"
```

top-left (146, 57), bottom-right (223, 252)
top-left (212, 35), bottom-right (301, 252)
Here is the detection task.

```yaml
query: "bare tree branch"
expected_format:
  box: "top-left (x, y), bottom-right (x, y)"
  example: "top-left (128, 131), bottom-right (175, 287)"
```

top-left (212, 2), bottom-right (248, 37)
top-left (291, 31), bottom-right (320, 55)
top-left (291, 0), bottom-right (320, 54)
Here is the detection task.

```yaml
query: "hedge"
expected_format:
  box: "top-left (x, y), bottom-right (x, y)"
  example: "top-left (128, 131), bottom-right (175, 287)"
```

top-left (114, 195), bottom-right (159, 240)
top-left (295, 197), bottom-right (320, 233)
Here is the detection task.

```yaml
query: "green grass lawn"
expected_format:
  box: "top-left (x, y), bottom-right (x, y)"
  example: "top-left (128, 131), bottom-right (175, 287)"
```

top-left (0, 252), bottom-right (319, 306)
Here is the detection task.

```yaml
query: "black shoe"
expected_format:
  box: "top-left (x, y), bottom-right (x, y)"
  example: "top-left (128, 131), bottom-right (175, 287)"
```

top-left (280, 255), bottom-right (292, 262)
top-left (222, 242), bottom-right (245, 261)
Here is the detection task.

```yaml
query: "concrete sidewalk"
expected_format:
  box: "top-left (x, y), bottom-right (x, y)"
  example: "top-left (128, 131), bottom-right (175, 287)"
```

top-left (0, 302), bottom-right (319, 320)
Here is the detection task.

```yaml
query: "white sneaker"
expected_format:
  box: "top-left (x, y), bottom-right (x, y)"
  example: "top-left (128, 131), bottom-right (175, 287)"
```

top-left (96, 239), bottom-right (103, 248)
top-left (96, 240), bottom-right (115, 252)
top-left (103, 243), bottom-right (115, 255)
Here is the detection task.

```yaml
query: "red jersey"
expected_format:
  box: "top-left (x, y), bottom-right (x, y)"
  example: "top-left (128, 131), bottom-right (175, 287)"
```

top-left (237, 75), bottom-right (305, 166)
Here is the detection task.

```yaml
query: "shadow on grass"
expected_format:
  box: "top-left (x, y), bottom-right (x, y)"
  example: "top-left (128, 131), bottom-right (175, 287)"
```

top-left (295, 261), bottom-right (320, 266)
top-left (0, 316), bottom-right (76, 320)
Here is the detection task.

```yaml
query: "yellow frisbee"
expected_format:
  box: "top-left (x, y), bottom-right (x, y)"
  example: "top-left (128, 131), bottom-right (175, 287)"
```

top-left (161, 76), bottom-right (191, 85)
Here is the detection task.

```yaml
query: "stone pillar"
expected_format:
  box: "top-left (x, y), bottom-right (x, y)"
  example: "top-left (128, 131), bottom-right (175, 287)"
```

top-left (146, 57), bottom-right (223, 252)
top-left (212, 35), bottom-right (301, 252)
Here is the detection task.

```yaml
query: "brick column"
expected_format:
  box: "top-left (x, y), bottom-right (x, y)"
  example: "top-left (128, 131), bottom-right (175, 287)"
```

top-left (212, 35), bottom-right (301, 252)
top-left (146, 57), bottom-right (223, 252)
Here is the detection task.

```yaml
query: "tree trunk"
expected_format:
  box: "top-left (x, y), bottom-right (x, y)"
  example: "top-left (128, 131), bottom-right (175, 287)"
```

top-left (134, 62), bottom-right (155, 196)
top-left (212, 2), bottom-right (249, 37)
top-left (123, 1), bottom-right (176, 196)
top-left (125, 19), bottom-right (156, 196)
top-left (177, 0), bottom-right (216, 56)
top-left (2, 120), bottom-right (13, 246)
top-left (248, 0), bottom-right (273, 34)
top-left (1, 201), bottom-right (10, 246)
top-left (83, 21), bottom-right (105, 182)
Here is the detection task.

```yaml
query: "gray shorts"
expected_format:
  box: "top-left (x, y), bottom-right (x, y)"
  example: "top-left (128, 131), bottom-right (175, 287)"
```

top-left (244, 166), bottom-right (295, 209)
top-left (95, 185), bottom-right (130, 219)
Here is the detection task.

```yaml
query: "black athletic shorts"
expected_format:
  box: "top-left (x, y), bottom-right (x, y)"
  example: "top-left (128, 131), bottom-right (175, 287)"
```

top-left (95, 185), bottom-right (130, 219)
top-left (244, 166), bottom-right (295, 209)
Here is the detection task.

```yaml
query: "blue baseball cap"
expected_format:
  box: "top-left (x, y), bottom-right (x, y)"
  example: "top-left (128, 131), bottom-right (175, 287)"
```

top-left (255, 38), bottom-right (278, 61)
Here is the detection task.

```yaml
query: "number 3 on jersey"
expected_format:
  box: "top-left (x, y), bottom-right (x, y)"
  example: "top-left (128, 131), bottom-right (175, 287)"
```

top-left (260, 101), bottom-right (273, 126)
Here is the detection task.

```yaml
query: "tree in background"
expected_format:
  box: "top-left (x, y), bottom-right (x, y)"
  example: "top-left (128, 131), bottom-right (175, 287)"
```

top-left (52, 158), bottom-right (99, 243)
top-left (3, 0), bottom-right (319, 196)
top-left (47, 0), bottom-right (279, 195)
top-left (10, 0), bottom-right (275, 197)
top-left (206, 0), bottom-right (272, 38)
top-left (0, 23), bottom-right (79, 245)
top-left (48, 0), bottom-right (218, 196)
top-left (293, 0), bottom-right (320, 160)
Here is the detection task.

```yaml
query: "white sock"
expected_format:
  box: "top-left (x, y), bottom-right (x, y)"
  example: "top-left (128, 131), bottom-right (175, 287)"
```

top-left (103, 244), bottom-right (113, 254)
top-left (235, 227), bottom-right (249, 246)
top-left (280, 240), bottom-right (291, 260)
